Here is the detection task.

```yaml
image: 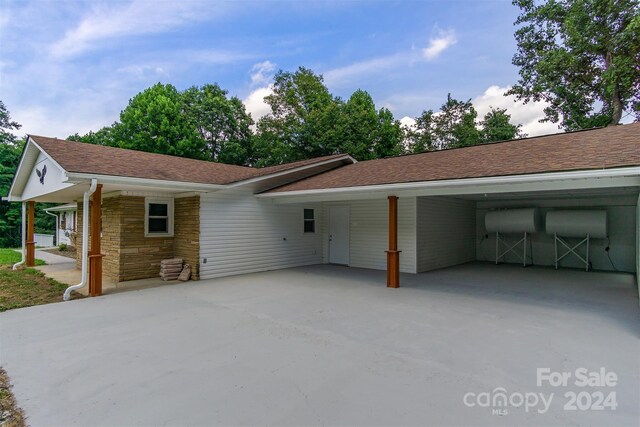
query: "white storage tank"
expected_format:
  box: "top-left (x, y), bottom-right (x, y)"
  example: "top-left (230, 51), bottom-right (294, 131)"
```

top-left (485, 208), bottom-right (541, 234)
top-left (545, 210), bottom-right (608, 238)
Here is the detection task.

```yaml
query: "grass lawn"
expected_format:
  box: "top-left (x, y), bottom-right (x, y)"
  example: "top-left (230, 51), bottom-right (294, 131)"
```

top-left (0, 248), bottom-right (45, 267)
top-left (0, 248), bottom-right (82, 312)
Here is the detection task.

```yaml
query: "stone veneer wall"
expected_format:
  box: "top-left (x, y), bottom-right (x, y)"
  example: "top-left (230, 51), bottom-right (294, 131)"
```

top-left (76, 194), bottom-right (200, 282)
top-left (173, 196), bottom-right (200, 280)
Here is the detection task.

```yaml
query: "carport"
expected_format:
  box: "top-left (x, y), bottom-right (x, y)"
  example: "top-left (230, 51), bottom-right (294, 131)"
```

top-left (259, 125), bottom-right (640, 297)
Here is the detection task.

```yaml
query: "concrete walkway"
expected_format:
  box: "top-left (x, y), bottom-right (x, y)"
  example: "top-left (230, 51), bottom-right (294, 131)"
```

top-left (14, 248), bottom-right (76, 265)
top-left (1, 263), bottom-right (638, 426)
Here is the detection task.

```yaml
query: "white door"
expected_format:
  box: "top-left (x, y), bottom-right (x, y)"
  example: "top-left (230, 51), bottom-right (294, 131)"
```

top-left (329, 206), bottom-right (349, 265)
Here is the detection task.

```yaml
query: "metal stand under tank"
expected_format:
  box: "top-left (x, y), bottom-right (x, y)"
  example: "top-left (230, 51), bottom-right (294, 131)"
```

top-left (553, 233), bottom-right (591, 272)
top-left (546, 210), bottom-right (607, 272)
top-left (495, 231), bottom-right (531, 267)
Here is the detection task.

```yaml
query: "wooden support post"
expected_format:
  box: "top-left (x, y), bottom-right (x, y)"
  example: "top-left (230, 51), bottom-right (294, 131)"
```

top-left (386, 195), bottom-right (400, 288)
top-left (88, 184), bottom-right (104, 297)
top-left (25, 201), bottom-right (35, 267)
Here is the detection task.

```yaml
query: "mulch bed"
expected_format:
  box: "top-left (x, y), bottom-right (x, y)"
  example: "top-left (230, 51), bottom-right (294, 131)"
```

top-left (40, 246), bottom-right (77, 259)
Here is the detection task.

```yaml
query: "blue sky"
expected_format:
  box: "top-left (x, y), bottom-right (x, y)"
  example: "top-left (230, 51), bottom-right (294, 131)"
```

top-left (0, 0), bottom-right (561, 139)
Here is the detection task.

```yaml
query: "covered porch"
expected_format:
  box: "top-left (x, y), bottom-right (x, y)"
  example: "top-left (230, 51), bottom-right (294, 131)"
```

top-left (6, 137), bottom-right (208, 298)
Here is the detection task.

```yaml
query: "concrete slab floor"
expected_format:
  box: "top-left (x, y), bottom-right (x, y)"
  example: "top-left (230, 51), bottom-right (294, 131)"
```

top-left (0, 262), bottom-right (638, 426)
top-left (34, 263), bottom-right (172, 296)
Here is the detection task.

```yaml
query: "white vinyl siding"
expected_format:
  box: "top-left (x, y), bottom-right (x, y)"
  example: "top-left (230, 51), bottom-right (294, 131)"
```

top-left (416, 197), bottom-right (477, 272)
top-left (199, 189), bottom-right (323, 279)
top-left (322, 198), bottom-right (417, 273)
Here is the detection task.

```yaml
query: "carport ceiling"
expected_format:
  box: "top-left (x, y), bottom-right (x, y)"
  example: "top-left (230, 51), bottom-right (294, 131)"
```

top-left (451, 186), bottom-right (640, 201)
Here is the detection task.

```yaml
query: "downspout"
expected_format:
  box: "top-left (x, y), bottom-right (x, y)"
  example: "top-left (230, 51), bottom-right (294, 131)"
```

top-left (63, 179), bottom-right (97, 301)
top-left (12, 202), bottom-right (27, 270)
top-left (45, 209), bottom-right (59, 247)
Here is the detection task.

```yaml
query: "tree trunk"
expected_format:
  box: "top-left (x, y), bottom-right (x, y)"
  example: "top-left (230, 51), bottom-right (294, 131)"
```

top-left (610, 86), bottom-right (623, 126)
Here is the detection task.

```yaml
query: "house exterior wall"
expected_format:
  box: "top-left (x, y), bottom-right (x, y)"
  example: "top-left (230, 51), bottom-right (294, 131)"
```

top-left (416, 197), bottom-right (477, 273)
top-left (116, 196), bottom-right (175, 281)
top-left (322, 197), bottom-right (417, 273)
top-left (77, 194), bottom-right (200, 282)
top-left (174, 196), bottom-right (200, 280)
top-left (476, 195), bottom-right (638, 273)
top-left (55, 209), bottom-right (76, 246)
top-left (199, 189), bottom-right (323, 279)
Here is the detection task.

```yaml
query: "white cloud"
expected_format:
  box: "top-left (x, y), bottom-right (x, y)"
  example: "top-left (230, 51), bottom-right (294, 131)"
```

top-left (50, 1), bottom-right (228, 58)
top-left (422, 29), bottom-right (457, 60)
top-left (116, 65), bottom-right (168, 79)
top-left (400, 116), bottom-right (416, 129)
top-left (323, 53), bottom-right (406, 87)
top-left (324, 27), bottom-right (457, 87)
top-left (250, 61), bottom-right (276, 87)
top-left (472, 85), bottom-right (561, 136)
top-left (12, 102), bottom-right (119, 140)
top-left (188, 49), bottom-right (256, 64)
top-left (243, 85), bottom-right (273, 122)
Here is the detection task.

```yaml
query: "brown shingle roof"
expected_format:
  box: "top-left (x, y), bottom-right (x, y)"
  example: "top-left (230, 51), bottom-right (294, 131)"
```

top-left (254, 154), bottom-right (352, 176)
top-left (266, 123), bottom-right (640, 193)
top-left (29, 136), bottom-right (350, 185)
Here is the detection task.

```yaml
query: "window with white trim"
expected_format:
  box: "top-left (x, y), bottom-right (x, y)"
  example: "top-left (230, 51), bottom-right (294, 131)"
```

top-left (303, 208), bottom-right (315, 233)
top-left (145, 198), bottom-right (174, 237)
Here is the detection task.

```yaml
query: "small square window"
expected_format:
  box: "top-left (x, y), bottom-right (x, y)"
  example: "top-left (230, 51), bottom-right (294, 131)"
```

top-left (303, 208), bottom-right (315, 233)
top-left (148, 203), bottom-right (168, 217)
top-left (145, 198), bottom-right (173, 237)
top-left (148, 217), bottom-right (168, 233)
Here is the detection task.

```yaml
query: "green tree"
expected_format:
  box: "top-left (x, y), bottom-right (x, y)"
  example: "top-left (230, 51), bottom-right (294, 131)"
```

top-left (0, 101), bottom-right (24, 247)
top-left (406, 97), bottom-right (525, 152)
top-left (182, 84), bottom-right (254, 165)
top-left (336, 90), bottom-right (404, 160)
top-left (405, 110), bottom-right (436, 154)
top-left (254, 67), bottom-right (341, 165)
top-left (480, 107), bottom-right (527, 142)
top-left (373, 108), bottom-right (403, 158)
top-left (338, 90), bottom-right (379, 160)
top-left (507, 0), bottom-right (640, 129)
top-left (1, 102), bottom-right (56, 247)
top-left (67, 126), bottom-right (117, 146)
top-left (433, 94), bottom-right (481, 149)
top-left (115, 83), bottom-right (205, 159)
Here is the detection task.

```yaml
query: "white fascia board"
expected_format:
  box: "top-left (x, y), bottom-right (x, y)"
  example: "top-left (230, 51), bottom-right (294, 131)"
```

top-left (44, 204), bottom-right (77, 212)
top-left (7, 137), bottom-right (71, 201)
top-left (227, 155), bottom-right (356, 188)
top-left (257, 167), bottom-right (640, 201)
top-left (64, 172), bottom-right (225, 192)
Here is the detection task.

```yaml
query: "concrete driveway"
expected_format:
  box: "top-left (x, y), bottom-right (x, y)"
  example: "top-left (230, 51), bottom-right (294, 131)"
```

top-left (1, 263), bottom-right (638, 426)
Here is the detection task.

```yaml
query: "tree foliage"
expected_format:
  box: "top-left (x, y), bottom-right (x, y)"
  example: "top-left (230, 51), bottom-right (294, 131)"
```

top-left (0, 102), bottom-right (23, 247)
top-left (0, 101), bottom-right (55, 248)
top-left (183, 84), bottom-right (254, 165)
top-left (254, 68), bottom-right (404, 165)
top-left (507, 0), bottom-right (640, 129)
top-left (480, 107), bottom-right (527, 142)
top-left (71, 83), bottom-right (254, 165)
top-left (406, 95), bottom-right (525, 153)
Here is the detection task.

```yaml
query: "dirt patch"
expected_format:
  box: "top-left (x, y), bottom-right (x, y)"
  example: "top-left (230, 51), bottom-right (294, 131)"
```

top-left (0, 266), bottom-right (83, 312)
top-left (0, 367), bottom-right (25, 427)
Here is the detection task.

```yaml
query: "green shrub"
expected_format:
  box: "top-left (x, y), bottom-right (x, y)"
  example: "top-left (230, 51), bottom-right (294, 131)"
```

top-left (58, 243), bottom-right (68, 251)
